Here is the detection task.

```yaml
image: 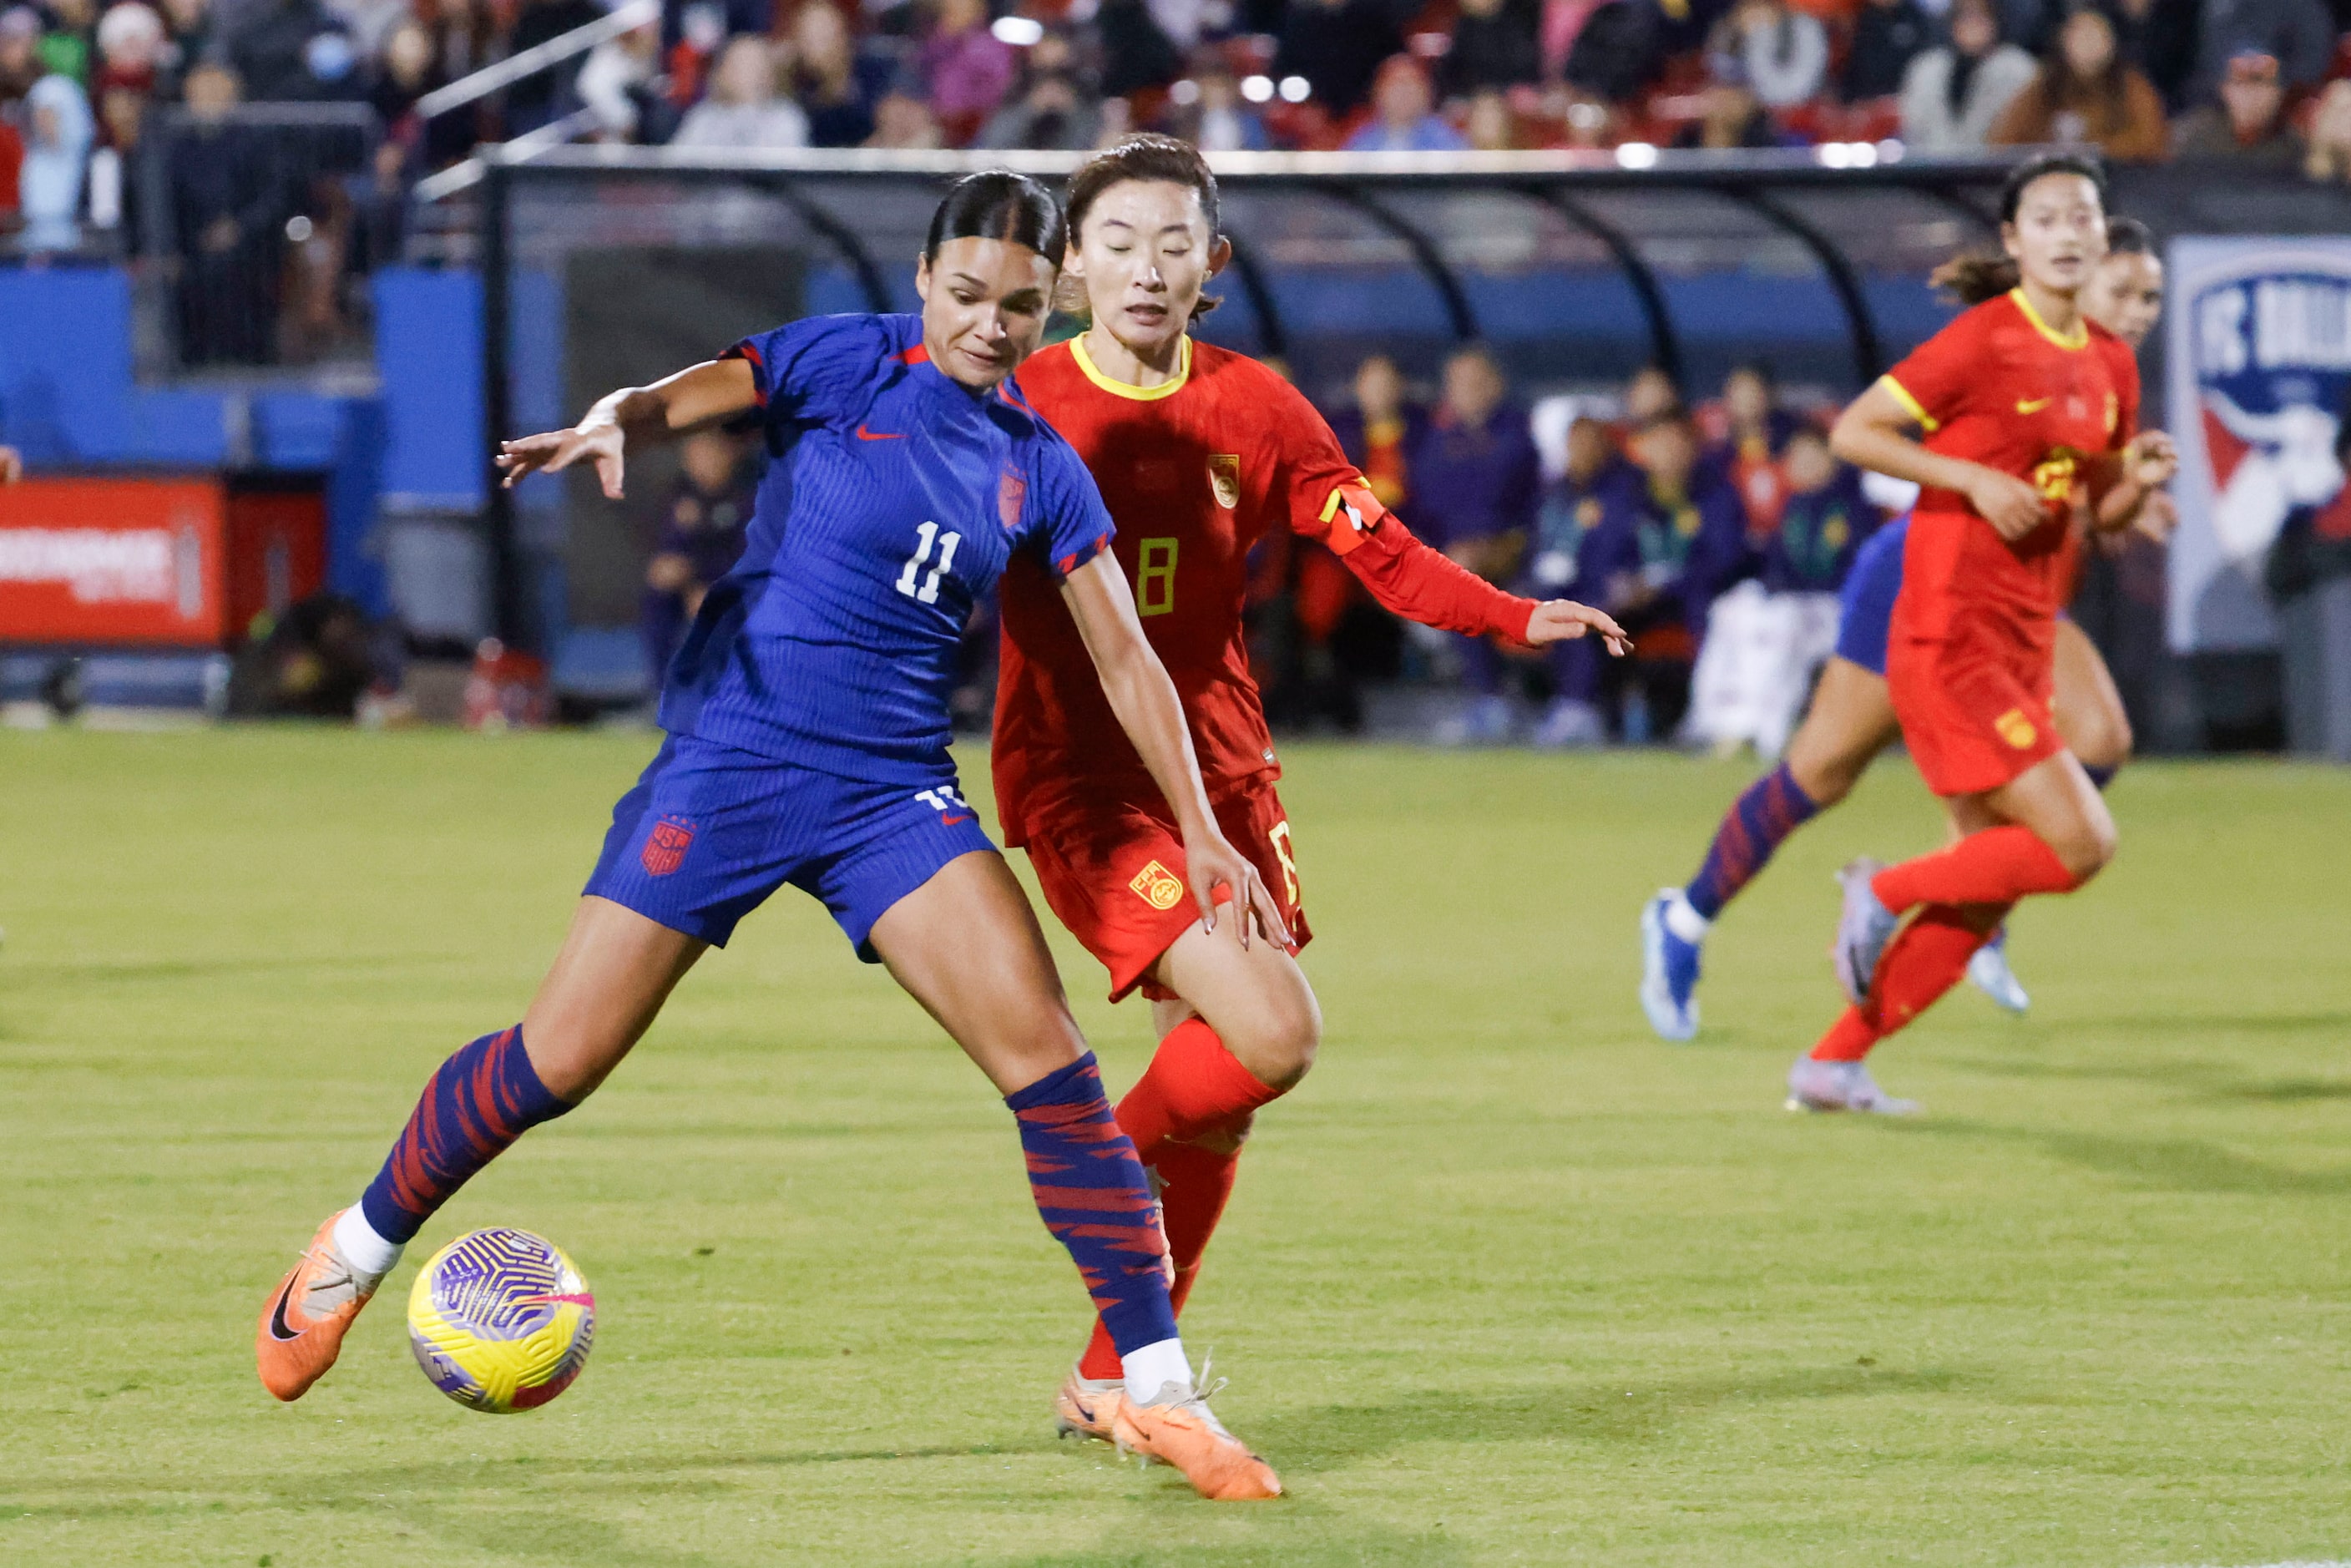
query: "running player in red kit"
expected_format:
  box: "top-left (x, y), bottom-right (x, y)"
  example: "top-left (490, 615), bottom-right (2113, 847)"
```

top-left (995, 136), bottom-right (1630, 1437)
top-left (1789, 153), bottom-right (2177, 1113)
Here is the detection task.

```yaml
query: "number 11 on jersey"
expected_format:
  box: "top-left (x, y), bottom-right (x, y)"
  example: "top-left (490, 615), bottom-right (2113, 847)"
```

top-left (896, 522), bottom-right (963, 604)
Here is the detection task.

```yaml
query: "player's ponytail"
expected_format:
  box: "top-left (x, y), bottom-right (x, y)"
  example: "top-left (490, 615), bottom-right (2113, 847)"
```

top-left (1932, 151), bottom-right (2111, 306)
top-left (1062, 134), bottom-right (1223, 321)
top-left (925, 170), bottom-right (1068, 268)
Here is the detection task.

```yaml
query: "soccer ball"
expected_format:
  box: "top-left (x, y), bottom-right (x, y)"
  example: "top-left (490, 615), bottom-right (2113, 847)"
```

top-left (406, 1228), bottom-right (594, 1414)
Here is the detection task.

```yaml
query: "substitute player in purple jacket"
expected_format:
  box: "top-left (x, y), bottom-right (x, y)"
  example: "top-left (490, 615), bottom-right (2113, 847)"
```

top-left (252, 174), bottom-right (1283, 1500)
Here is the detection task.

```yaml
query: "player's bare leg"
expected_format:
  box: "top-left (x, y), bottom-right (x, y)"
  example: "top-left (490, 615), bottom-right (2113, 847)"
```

top-left (873, 852), bottom-right (1280, 1500)
top-left (1646, 656), bottom-right (1899, 1039)
top-left (258, 899), bottom-right (704, 1399)
top-left (1056, 916), bottom-right (1318, 1442)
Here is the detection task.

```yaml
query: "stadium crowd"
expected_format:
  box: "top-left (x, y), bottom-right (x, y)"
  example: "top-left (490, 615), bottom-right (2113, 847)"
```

top-left (6, 0), bottom-right (2351, 257)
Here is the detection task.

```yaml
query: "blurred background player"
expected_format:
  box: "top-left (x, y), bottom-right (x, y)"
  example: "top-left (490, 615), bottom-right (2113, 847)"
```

top-left (996, 135), bottom-right (1629, 1445)
top-left (1792, 154), bottom-right (2175, 1112)
top-left (640, 428), bottom-right (755, 696)
top-left (1641, 213), bottom-right (2171, 1043)
top-left (253, 173), bottom-right (1286, 1501)
top-left (1526, 412), bottom-right (1641, 747)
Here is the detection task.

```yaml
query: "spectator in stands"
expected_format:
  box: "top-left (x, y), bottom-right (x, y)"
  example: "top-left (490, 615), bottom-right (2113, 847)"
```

top-left (91, 79), bottom-right (140, 235)
top-left (642, 428), bottom-right (754, 695)
top-left (865, 80), bottom-right (940, 147)
top-left (1716, 0), bottom-right (1828, 109)
top-left (1676, 56), bottom-right (1792, 147)
top-left (1990, 1), bottom-right (2168, 159)
top-left (1579, 407), bottom-right (1749, 742)
top-left (1443, 0), bottom-right (1542, 98)
top-left (576, 15), bottom-right (673, 145)
top-left (1899, 0), bottom-right (2038, 149)
top-left (156, 0), bottom-right (216, 95)
top-left (1464, 85), bottom-right (1517, 147)
top-left (1842, 0), bottom-right (1932, 103)
top-left (94, 2), bottom-right (163, 99)
top-left (170, 63), bottom-right (281, 364)
top-left (415, 0), bottom-right (493, 88)
top-left (0, 7), bottom-right (42, 103)
top-left (1529, 412), bottom-right (1640, 747)
top-left (786, 0), bottom-right (887, 149)
top-left (674, 34), bottom-right (806, 147)
top-left (1762, 426), bottom-right (1879, 596)
top-left (1560, 0), bottom-right (1664, 106)
top-left (2173, 45), bottom-right (2305, 164)
top-left (978, 27), bottom-right (1100, 149)
top-left (1625, 362), bottom-right (1682, 424)
top-left (226, 0), bottom-right (358, 102)
top-left (1171, 56), bottom-right (1271, 151)
top-left (1275, 0), bottom-right (1403, 119)
top-left (1411, 345), bottom-right (1540, 743)
top-left (19, 70), bottom-right (90, 250)
top-left (2303, 78), bottom-right (2351, 182)
top-left (37, 0), bottom-right (94, 85)
top-left (503, 0), bottom-right (600, 129)
top-left (1096, 0), bottom-right (1181, 99)
top-left (1556, 84), bottom-right (1621, 147)
top-left (1344, 54), bottom-right (1469, 151)
top-left (2187, 0), bottom-right (2336, 101)
top-left (918, 0), bottom-right (1013, 144)
top-left (2111, 0), bottom-right (2199, 108)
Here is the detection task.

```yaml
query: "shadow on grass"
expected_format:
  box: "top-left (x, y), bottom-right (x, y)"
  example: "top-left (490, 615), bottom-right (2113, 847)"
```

top-left (1893, 1119), bottom-right (2351, 1195)
top-left (971, 1526), bottom-right (1468, 1568)
top-left (1944, 1050), bottom-right (2351, 1109)
top-left (1249, 1363), bottom-right (1975, 1466)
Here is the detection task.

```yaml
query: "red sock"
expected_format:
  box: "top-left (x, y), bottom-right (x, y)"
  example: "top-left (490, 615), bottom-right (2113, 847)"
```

top-left (1871, 827), bottom-right (2076, 913)
top-left (1808, 903), bottom-right (2005, 1061)
top-left (1074, 1137), bottom-right (1244, 1379)
top-left (1074, 1020), bottom-right (1282, 1382)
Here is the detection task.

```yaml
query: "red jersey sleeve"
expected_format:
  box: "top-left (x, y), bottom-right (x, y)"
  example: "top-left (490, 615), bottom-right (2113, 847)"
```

top-left (1267, 379), bottom-right (1536, 641)
top-left (1878, 306), bottom-right (1988, 434)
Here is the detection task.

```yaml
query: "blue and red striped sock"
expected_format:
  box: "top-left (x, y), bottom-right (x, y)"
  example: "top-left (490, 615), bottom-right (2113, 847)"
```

top-left (358, 1025), bottom-right (573, 1246)
top-left (1686, 761), bottom-right (1822, 921)
top-left (1006, 1053), bottom-right (1178, 1359)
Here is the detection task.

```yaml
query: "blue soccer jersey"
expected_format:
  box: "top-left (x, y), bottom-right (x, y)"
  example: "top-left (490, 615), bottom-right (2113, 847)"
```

top-left (658, 312), bottom-right (1115, 783)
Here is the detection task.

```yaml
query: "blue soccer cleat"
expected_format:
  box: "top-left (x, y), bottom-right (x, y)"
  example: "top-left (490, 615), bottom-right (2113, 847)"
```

top-left (1967, 928), bottom-right (2030, 1014)
top-left (1832, 857), bottom-right (1900, 1006)
top-left (1640, 889), bottom-right (1703, 1042)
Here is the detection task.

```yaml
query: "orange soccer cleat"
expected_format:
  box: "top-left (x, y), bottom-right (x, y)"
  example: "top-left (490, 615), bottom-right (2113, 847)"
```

top-left (1053, 1368), bottom-right (1125, 1443)
top-left (1111, 1371), bottom-right (1282, 1501)
top-left (255, 1211), bottom-right (384, 1401)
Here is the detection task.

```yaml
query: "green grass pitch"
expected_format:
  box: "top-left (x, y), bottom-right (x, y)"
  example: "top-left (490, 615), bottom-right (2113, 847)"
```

top-left (3, 729), bottom-right (2348, 1567)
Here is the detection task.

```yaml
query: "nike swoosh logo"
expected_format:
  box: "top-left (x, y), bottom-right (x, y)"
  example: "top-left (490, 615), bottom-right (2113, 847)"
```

top-left (2015, 397), bottom-right (2052, 414)
top-left (941, 813), bottom-right (973, 826)
top-left (267, 1278), bottom-right (301, 1342)
top-left (855, 424), bottom-right (904, 441)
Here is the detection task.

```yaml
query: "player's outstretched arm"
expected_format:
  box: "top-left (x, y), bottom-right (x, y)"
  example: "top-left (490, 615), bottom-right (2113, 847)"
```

top-left (1059, 554), bottom-right (1291, 948)
top-left (1831, 381), bottom-right (2045, 541)
top-left (495, 358), bottom-right (758, 499)
top-left (0, 446), bottom-right (22, 485)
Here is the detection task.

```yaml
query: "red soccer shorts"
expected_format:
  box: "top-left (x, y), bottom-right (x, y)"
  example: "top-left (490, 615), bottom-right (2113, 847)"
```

top-left (1888, 632), bottom-right (2064, 797)
top-left (1020, 781), bottom-right (1310, 1002)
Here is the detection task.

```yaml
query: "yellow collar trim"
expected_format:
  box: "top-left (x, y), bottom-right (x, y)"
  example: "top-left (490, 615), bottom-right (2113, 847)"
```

top-left (2009, 288), bottom-right (2088, 352)
top-left (1069, 332), bottom-right (1192, 401)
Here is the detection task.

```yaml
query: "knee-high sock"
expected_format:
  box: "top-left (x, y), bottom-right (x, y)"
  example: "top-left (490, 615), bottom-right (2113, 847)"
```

top-left (1076, 1019), bottom-right (1284, 1380)
top-left (359, 1025), bottom-right (573, 1246)
top-left (1008, 1053), bottom-right (1179, 1359)
top-left (1871, 825), bottom-right (2077, 913)
top-left (1811, 903), bottom-right (2007, 1060)
top-left (1684, 762), bottom-right (1822, 920)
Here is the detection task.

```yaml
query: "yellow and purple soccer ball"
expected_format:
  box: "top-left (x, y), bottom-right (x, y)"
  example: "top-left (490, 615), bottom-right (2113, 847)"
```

top-left (406, 1228), bottom-right (594, 1414)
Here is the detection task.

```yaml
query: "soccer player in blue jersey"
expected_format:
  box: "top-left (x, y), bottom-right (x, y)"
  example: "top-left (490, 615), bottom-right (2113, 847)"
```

top-left (1638, 215), bottom-right (2168, 1046)
top-left (254, 173), bottom-right (1286, 1500)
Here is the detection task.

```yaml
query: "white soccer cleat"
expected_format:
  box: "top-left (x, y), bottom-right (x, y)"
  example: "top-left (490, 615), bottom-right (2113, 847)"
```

top-left (1832, 858), bottom-right (1900, 1005)
top-left (1785, 1055), bottom-right (1919, 1115)
top-left (1967, 929), bottom-right (2030, 1014)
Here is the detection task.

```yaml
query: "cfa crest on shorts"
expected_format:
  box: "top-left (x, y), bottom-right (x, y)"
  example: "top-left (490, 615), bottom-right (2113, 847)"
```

top-left (1130, 859), bottom-right (1186, 910)
top-left (1208, 454), bottom-right (1241, 510)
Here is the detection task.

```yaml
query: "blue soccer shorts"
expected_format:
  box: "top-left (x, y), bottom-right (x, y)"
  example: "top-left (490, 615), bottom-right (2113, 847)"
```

top-left (584, 732), bottom-right (998, 958)
top-left (1833, 514), bottom-right (1909, 677)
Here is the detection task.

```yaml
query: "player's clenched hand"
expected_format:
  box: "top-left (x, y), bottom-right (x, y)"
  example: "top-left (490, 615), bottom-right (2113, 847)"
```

top-left (2122, 430), bottom-right (2178, 491)
top-left (1966, 466), bottom-right (2048, 541)
top-left (1524, 599), bottom-right (1632, 658)
top-left (1185, 829), bottom-right (1291, 952)
top-left (498, 424), bottom-right (627, 498)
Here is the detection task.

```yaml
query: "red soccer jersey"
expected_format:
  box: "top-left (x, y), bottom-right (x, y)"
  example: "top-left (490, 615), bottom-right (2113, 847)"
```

top-left (994, 335), bottom-right (1533, 844)
top-left (1881, 289), bottom-right (2139, 654)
